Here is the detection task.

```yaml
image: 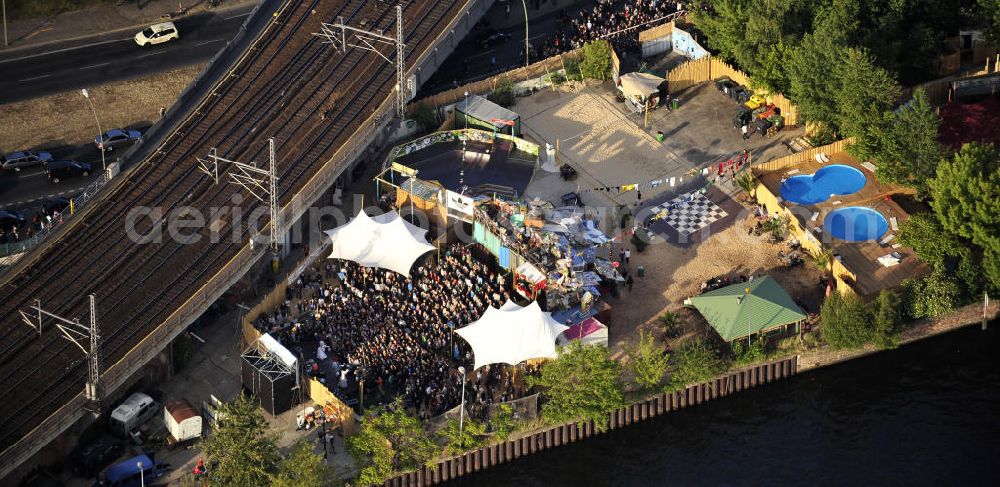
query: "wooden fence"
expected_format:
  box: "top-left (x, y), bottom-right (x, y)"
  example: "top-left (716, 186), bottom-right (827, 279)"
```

top-left (383, 356), bottom-right (799, 486)
top-left (407, 49), bottom-right (584, 116)
top-left (638, 21), bottom-right (673, 43)
top-left (751, 137), bottom-right (856, 174)
top-left (666, 57), bottom-right (800, 126)
top-left (899, 57), bottom-right (1000, 106)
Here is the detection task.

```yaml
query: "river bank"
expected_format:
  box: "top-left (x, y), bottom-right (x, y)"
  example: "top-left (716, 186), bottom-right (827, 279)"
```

top-left (384, 298), bottom-right (998, 485)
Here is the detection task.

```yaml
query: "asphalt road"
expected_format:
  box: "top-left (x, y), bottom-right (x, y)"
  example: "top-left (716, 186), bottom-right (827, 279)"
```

top-left (0, 4), bottom-right (255, 104)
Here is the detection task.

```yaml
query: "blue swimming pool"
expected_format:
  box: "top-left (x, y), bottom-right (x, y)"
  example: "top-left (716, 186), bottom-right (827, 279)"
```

top-left (780, 164), bottom-right (866, 205)
top-left (825, 206), bottom-right (889, 242)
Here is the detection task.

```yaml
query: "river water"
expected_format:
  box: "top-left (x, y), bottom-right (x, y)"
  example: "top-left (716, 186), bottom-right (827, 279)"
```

top-left (455, 325), bottom-right (1000, 486)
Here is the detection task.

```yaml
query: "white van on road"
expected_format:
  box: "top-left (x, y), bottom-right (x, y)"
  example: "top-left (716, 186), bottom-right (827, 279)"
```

top-left (135, 22), bottom-right (180, 47)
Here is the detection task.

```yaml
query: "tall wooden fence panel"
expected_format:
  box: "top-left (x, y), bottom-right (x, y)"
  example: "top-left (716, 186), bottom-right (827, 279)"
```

top-left (751, 138), bottom-right (855, 174)
top-left (666, 57), bottom-right (799, 126)
top-left (384, 356), bottom-right (799, 486)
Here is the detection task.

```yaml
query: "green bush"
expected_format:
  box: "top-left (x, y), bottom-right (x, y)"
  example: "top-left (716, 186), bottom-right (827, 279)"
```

top-left (412, 103), bottom-right (438, 133)
top-left (488, 78), bottom-right (516, 108)
top-left (564, 59), bottom-right (584, 81)
top-left (488, 404), bottom-right (515, 441)
top-left (731, 336), bottom-right (768, 366)
top-left (900, 270), bottom-right (962, 319)
top-left (665, 339), bottom-right (726, 391)
top-left (872, 290), bottom-right (903, 349)
top-left (548, 72), bottom-right (567, 85)
top-left (819, 291), bottom-right (871, 349)
top-left (580, 40), bottom-right (613, 81)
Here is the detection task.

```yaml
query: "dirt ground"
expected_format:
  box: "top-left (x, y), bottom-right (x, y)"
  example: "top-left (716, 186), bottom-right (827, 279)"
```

top-left (604, 213), bottom-right (824, 359)
top-left (0, 64), bottom-right (204, 153)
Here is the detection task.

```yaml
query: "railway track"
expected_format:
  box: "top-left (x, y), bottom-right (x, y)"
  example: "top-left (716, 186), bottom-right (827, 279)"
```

top-left (0, 0), bottom-right (466, 455)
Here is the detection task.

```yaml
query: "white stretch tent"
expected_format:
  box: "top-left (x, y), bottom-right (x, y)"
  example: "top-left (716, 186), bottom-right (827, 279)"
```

top-left (325, 209), bottom-right (435, 275)
top-left (456, 300), bottom-right (569, 371)
top-left (619, 72), bottom-right (666, 99)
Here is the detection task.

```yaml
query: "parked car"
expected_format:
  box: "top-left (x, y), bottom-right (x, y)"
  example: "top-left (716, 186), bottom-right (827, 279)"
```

top-left (71, 435), bottom-right (124, 477)
top-left (135, 21), bottom-right (179, 47)
top-left (477, 29), bottom-right (511, 48)
top-left (41, 197), bottom-right (71, 218)
top-left (1, 150), bottom-right (52, 172)
top-left (0, 210), bottom-right (26, 231)
top-left (95, 128), bottom-right (141, 152)
top-left (45, 160), bottom-right (91, 183)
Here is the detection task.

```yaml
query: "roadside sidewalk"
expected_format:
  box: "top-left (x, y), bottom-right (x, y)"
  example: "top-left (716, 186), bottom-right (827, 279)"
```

top-left (0, 0), bottom-right (257, 52)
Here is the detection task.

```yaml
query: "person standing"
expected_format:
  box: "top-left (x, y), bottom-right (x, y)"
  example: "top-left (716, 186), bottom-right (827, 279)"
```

top-left (741, 124), bottom-right (749, 140)
top-left (626, 274), bottom-right (634, 291)
top-left (624, 248), bottom-right (631, 265)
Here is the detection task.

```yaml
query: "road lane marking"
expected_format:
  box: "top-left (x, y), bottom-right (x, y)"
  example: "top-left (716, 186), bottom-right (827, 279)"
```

top-left (19, 74), bottom-right (51, 82)
top-left (194, 39), bottom-right (227, 47)
top-left (80, 62), bottom-right (111, 70)
top-left (225, 12), bottom-right (251, 20)
top-left (0, 38), bottom-right (130, 65)
top-left (136, 50), bottom-right (167, 59)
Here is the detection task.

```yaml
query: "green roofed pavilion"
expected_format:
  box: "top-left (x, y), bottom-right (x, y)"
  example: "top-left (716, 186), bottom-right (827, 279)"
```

top-left (688, 276), bottom-right (806, 342)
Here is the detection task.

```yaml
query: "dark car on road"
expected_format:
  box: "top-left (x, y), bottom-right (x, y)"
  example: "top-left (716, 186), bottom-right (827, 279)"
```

top-left (95, 128), bottom-right (141, 152)
top-left (477, 29), bottom-right (511, 48)
top-left (1, 150), bottom-right (53, 172)
top-left (0, 210), bottom-right (26, 231)
top-left (45, 160), bottom-right (91, 183)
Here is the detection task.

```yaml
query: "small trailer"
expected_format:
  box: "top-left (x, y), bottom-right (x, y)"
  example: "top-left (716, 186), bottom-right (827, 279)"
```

top-left (164, 399), bottom-right (202, 449)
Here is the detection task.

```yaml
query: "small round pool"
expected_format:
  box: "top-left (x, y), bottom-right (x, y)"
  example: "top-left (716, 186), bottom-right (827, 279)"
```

top-left (824, 207), bottom-right (888, 242)
top-left (780, 164), bottom-right (866, 205)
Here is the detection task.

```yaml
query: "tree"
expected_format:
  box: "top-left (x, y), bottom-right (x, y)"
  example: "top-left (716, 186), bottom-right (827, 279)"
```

top-left (412, 103), bottom-right (438, 133)
top-left (665, 339), bottom-right (726, 391)
top-left (930, 144), bottom-right (1000, 254)
top-left (693, 0), bottom-right (815, 92)
top-left (930, 143), bottom-right (1000, 292)
top-left (979, 0), bottom-right (1000, 47)
top-left (787, 32), bottom-right (846, 128)
top-left (348, 398), bottom-right (437, 484)
top-left (836, 47), bottom-right (900, 158)
top-left (810, 248), bottom-right (833, 279)
top-left (622, 330), bottom-right (669, 390)
top-left (272, 440), bottom-right (333, 487)
top-left (872, 89), bottom-right (945, 194)
top-left (347, 419), bottom-right (394, 486)
top-left (899, 213), bottom-right (982, 296)
top-left (579, 40), bottom-right (612, 81)
top-left (528, 341), bottom-right (625, 430)
top-left (819, 291), bottom-right (871, 349)
top-left (436, 418), bottom-right (487, 456)
top-left (201, 394), bottom-right (280, 487)
top-left (872, 290), bottom-right (902, 349)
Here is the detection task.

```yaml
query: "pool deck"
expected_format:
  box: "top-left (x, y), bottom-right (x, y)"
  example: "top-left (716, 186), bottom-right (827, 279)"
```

top-left (757, 152), bottom-right (929, 297)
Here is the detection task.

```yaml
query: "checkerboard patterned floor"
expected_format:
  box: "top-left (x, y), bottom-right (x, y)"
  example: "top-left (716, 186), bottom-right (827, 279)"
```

top-left (653, 192), bottom-right (728, 236)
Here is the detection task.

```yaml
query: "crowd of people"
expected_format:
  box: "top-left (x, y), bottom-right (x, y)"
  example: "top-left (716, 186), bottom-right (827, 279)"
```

top-left (539, 0), bottom-right (686, 58)
top-left (257, 244), bottom-right (540, 420)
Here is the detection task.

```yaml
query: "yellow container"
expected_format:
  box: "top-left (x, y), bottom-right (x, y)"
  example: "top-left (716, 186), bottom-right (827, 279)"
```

top-left (745, 94), bottom-right (765, 110)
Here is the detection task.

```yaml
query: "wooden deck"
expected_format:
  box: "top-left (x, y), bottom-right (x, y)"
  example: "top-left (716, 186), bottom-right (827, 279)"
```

top-left (757, 151), bottom-right (929, 297)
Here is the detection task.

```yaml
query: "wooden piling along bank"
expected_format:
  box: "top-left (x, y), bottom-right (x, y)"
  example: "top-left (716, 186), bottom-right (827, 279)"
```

top-left (383, 356), bottom-right (798, 486)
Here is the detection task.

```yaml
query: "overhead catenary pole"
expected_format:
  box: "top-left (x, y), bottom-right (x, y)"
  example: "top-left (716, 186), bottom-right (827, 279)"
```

top-left (315, 5), bottom-right (407, 118)
top-left (226, 138), bottom-right (281, 257)
top-left (3, 0), bottom-right (8, 47)
top-left (21, 295), bottom-right (102, 405)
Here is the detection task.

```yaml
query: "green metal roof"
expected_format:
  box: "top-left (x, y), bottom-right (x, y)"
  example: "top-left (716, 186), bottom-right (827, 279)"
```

top-left (688, 276), bottom-right (806, 342)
